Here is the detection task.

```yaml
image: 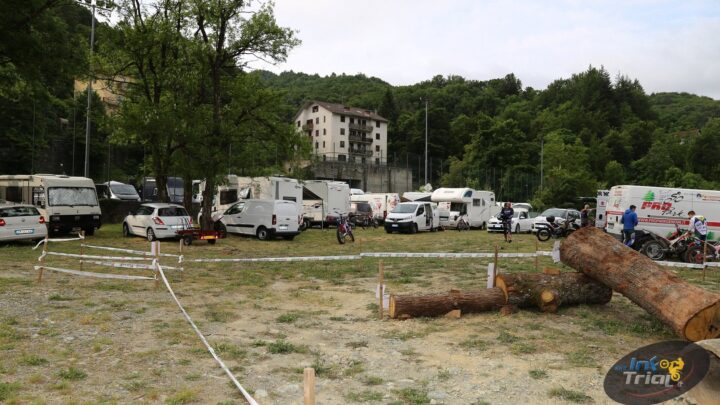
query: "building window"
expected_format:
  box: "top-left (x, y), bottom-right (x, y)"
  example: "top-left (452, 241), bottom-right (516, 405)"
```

top-left (315, 130), bottom-right (319, 136)
top-left (375, 133), bottom-right (380, 140)
top-left (350, 117), bottom-right (355, 124)
top-left (376, 120), bottom-right (381, 127)
top-left (297, 121), bottom-right (301, 127)
top-left (340, 128), bottom-right (345, 135)
top-left (375, 158), bottom-right (380, 164)
top-left (323, 155), bottom-right (327, 161)
top-left (361, 157), bottom-right (366, 163)
top-left (338, 154), bottom-right (346, 162)
top-left (375, 145), bottom-right (380, 152)
top-left (323, 116), bottom-right (326, 122)
top-left (322, 141), bottom-right (326, 148)
top-left (315, 117), bottom-right (319, 124)
top-left (315, 142), bottom-right (318, 149)
top-left (340, 141), bottom-right (345, 148)
top-left (323, 128), bottom-right (326, 135)
top-left (312, 105), bottom-right (318, 113)
top-left (340, 115), bottom-right (345, 122)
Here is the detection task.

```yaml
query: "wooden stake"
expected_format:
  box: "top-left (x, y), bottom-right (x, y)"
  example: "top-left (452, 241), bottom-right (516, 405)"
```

top-left (37, 234), bottom-right (49, 283)
top-left (303, 367), bottom-right (316, 405)
top-left (703, 240), bottom-right (707, 282)
top-left (154, 241), bottom-right (160, 290)
top-left (494, 244), bottom-right (499, 275)
top-left (179, 237), bottom-right (183, 254)
top-left (378, 260), bottom-right (384, 320)
top-left (79, 230), bottom-right (85, 271)
top-left (534, 239), bottom-right (539, 272)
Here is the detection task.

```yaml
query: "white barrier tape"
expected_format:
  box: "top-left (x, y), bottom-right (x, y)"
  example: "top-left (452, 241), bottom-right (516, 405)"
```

top-left (34, 266), bottom-right (154, 280)
top-left (705, 261), bottom-right (720, 268)
top-left (656, 261), bottom-right (705, 270)
top-left (81, 244), bottom-right (181, 258)
top-left (38, 252), bottom-right (47, 262)
top-left (536, 251), bottom-right (553, 256)
top-left (360, 252), bottom-right (537, 258)
top-left (188, 255), bottom-right (361, 263)
top-left (155, 263), bottom-right (257, 405)
top-left (32, 234), bottom-right (85, 250)
top-left (44, 252), bottom-right (152, 261)
top-left (80, 260), bottom-right (156, 270)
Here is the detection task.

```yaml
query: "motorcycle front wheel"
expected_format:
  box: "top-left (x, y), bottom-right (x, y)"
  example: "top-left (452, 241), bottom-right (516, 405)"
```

top-left (336, 228), bottom-right (346, 244)
top-left (536, 229), bottom-right (551, 242)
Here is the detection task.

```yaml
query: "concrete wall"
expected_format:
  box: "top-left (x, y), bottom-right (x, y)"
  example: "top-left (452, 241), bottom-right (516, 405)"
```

top-left (311, 161), bottom-right (412, 194)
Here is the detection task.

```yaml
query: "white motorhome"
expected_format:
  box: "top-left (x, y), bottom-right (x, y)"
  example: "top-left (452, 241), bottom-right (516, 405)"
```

top-left (595, 189), bottom-right (609, 228)
top-left (302, 180), bottom-right (350, 227)
top-left (431, 188), bottom-right (498, 229)
top-left (606, 185), bottom-right (720, 245)
top-left (215, 199), bottom-right (300, 240)
top-left (0, 174), bottom-right (102, 235)
top-left (384, 202), bottom-right (440, 233)
top-left (350, 193), bottom-right (400, 222)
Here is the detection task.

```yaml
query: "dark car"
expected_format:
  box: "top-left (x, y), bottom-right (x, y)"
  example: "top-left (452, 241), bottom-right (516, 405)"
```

top-left (349, 201), bottom-right (374, 226)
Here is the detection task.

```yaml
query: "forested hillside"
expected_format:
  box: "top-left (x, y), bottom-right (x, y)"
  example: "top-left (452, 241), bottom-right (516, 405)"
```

top-left (258, 69), bottom-right (720, 206)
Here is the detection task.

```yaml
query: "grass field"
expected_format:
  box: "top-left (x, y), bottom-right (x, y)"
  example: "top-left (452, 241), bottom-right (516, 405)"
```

top-left (0, 224), bottom-right (718, 404)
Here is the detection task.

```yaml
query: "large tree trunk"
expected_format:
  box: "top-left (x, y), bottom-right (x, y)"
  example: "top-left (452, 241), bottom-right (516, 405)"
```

top-left (561, 227), bottom-right (720, 341)
top-left (685, 339), bottom-right (720, 404)
top-left (389, 288), bottom-right (506, 319)
top-left (494, 272), bottom-right (612, 313)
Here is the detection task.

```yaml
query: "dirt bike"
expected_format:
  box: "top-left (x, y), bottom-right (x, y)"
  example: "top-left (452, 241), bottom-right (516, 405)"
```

top-left (683, 239), bottom-right (720, 264)
top-left (336, 214), bottom-right (355, 244)
top-left (638, 225), bottom-right (692, 261)
top-left (536, 216), bottom-right (578, 242)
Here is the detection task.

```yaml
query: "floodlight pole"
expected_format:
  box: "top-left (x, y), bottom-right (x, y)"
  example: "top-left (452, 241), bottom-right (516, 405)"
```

top-left (84, 1), bottom-right (96, 178)
top-left (423, 98), bottom-right (428, 185)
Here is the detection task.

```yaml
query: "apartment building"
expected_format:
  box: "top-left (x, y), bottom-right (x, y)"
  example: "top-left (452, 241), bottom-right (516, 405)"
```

top-left (294, 101), bottom-right (388, 164)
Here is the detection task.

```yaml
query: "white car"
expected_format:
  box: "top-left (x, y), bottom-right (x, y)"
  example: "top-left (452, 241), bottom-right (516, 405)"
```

top-left (532, 208), bottom-right (581, 233)
top-left (0, 203), bottom-right (48, 242)
top-left (122, 203), bottom-right (193, 241)
top-left (488, 209), bottom-right (533, 233)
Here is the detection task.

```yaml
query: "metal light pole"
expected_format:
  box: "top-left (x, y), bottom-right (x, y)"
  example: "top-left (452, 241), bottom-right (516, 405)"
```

top-left (540, 138), bottom-right (544, 192)
top-left (83, 0), bottom-right (96, 178)
top-left (423, 98), bottom-right (428, 185)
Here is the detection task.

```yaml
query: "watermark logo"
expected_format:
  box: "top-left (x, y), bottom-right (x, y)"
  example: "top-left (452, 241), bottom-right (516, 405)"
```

top-left (604, 341), bottom-right (710, 404)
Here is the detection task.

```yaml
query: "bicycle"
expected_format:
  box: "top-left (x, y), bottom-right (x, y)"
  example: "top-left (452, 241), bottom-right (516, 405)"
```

top-left (336, 214), bottom-right (355, 244)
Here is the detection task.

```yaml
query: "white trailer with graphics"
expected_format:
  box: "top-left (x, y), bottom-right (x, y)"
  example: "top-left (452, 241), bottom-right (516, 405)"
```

top-left (0, 174), bottom-right (102, 235)
top-left (431, 188), bottom-right (498, 229)
top-left (351, 193), bottom-right (400, 222)
top-left (605, 185), bottom-right (720, 247)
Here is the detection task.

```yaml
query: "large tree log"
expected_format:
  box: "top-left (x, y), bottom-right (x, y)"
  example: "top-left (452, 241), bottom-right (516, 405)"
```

top-left (389, 288), bottom-right (505, 319)
top-left (685, 339), bottom-right (720, 405)
top-left (494, 272), bottom-right (612, 313)
top-left (560, 227), bottom-right (720, 341)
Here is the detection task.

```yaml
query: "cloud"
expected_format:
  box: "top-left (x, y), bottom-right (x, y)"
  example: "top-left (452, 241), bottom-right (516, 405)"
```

top-left (265, 0), bottom-right (720, 99)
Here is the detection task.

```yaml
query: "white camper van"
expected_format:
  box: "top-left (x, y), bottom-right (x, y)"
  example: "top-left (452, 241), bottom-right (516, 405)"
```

top-left (351, 193), bottom-right (400, 222)
top-left (384, 202), bottom-right (440, 233)
top-left (431, 188), bottom-right (498, 229)
top-left (595, 189), bottom-right (609, 228)
top-left (215, 199), bottom-right (300, 240)
top-left (302, 180), bottom-right (350, 227)
top-left (606, 185), bottom-right (720, 246)
top-left (0, 174), bottom-right (102, 235)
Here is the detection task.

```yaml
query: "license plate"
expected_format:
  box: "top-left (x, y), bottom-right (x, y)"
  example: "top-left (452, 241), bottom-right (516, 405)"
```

top-left (392, 224), bottom-right (398, 227)
top-left (15, 229), bottom-right (34, 235)
top-left (279, 225), bottom-right (288, 230)
top-left (171, 225), bottom-right (185, 229)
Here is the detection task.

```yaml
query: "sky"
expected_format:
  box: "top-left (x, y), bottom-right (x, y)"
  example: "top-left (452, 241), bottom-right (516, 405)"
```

top-left (262, 0), bottom-right (720, 99)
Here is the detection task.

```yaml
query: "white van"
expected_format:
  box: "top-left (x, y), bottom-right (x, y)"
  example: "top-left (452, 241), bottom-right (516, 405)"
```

top-left (0, 174), bottom-right (101, 235)
top-left (351, 193), bottom-right (400, 222)
top-left (215, 199), bottom-right (300, 241)
top-left (431, 188), bottom-right (498, 229)
top-left (606, 185), bottom-right (720, 245)
top-left (595, 189), bottom-right (609, 228)
top-left (384, 202), bottom-right (439, 234)
top-left (302, 180), bottom-right (350, 227)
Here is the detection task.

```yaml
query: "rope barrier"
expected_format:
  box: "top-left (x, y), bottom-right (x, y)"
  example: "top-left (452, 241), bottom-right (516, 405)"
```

top-left (43, 252), bottom-right (152, 261)
top-left (34, 266), bottom-right (155, 280)
top-left (32, 234), bottom-right (85, 250)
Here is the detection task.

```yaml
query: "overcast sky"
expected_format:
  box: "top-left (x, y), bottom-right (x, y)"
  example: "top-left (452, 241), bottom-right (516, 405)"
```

top-left (264, 0), bottom-right (720, 99)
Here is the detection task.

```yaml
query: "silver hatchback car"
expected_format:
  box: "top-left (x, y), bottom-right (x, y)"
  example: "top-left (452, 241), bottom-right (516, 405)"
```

top-left (0, 203), bottom-right (48, 242)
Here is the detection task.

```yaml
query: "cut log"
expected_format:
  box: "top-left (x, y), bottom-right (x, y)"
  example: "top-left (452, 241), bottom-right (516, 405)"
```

top-left (560, 227), bottom-right (720, 341)
top-left (389, 288), bottom-right (505, 319)
top-left (499, 304), bottom-right (518, 316)
top-left (686, 339), bottom-right (720, 404)
top-left (494, 272), bottom-right (612, 312)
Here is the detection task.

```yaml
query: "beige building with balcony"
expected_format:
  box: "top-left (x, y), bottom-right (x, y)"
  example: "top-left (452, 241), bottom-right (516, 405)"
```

top-left (294, 101), bottom-right (388, 164)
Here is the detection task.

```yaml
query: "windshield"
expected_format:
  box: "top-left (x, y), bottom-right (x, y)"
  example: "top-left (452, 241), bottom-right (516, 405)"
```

top-left (158, 207), bottom-right (189, 217)
top-left (392, 204), bottom-right (417, 214)
top-left (48, 187), bottom-right (98, 206)
top-left (540, 208), bottom-right (566, 218)
top-left (110, 183), bottom-right (138, 196)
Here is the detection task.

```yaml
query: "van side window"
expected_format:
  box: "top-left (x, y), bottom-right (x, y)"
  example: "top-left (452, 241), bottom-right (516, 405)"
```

top-left (473, 199), bottom-right (481, 207)
top-left (417, 206), bottom-right (424, 215)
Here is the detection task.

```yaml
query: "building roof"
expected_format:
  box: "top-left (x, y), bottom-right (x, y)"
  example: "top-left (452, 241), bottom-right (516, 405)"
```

top-left (295, 100), bottom-right (388, 122)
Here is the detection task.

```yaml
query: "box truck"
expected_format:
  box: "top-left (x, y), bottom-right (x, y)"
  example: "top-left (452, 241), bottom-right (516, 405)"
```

top-left (0, 174), bottom-right (101, 235)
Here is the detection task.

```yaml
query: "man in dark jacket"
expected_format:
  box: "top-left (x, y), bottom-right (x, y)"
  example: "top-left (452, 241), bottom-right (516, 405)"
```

top-left (500, 202), bottom-right (514, 243)
top-left (621, 205), bottom-right (638, 246)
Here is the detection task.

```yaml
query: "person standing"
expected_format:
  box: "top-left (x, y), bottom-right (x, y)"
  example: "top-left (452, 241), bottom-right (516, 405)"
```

top-left (500, 202), bottom-right (514, 243)
top-left (621, 205), bottom-right (638, 246)
top-left (685, 210), bottom-right (708, 241)
top-left (580, 204), bottom-right (591, 227)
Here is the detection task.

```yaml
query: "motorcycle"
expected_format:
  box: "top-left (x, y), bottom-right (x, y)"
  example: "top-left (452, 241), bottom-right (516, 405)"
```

top-left (683, 239), bottom-right (720, 264)
top-left (336, 214), bottom-right (355, 244)
top-left (536, 216), bottom-right (578, 241)
top-left (638, 225), bottom-right (692, 261)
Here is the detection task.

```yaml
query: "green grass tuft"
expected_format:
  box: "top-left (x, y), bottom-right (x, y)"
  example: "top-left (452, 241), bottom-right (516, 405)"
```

top-left (548, 387), bottom-right (594, 403)
top-left (58, 367), bottom-right (87, 380)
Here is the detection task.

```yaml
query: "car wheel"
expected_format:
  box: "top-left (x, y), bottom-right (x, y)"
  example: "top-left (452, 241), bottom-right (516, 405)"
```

top-left (183, 235), bottom-right (193, 246)
top-left (122, 223), bottom-right (130, 237)
top-left (410, 224), bottom-right (418, 234)
top-left (146, 228), bottom-right (156, 242)
top-left (256, 226), bottom-right (269, 241)
top-left (385, 228), bottom-right (392, 234)
top-left (515, 224), bottom-right (520, 234)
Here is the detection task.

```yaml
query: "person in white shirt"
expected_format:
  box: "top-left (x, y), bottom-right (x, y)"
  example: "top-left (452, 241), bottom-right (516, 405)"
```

top-left (686, 210), bottom-right (708, 242)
